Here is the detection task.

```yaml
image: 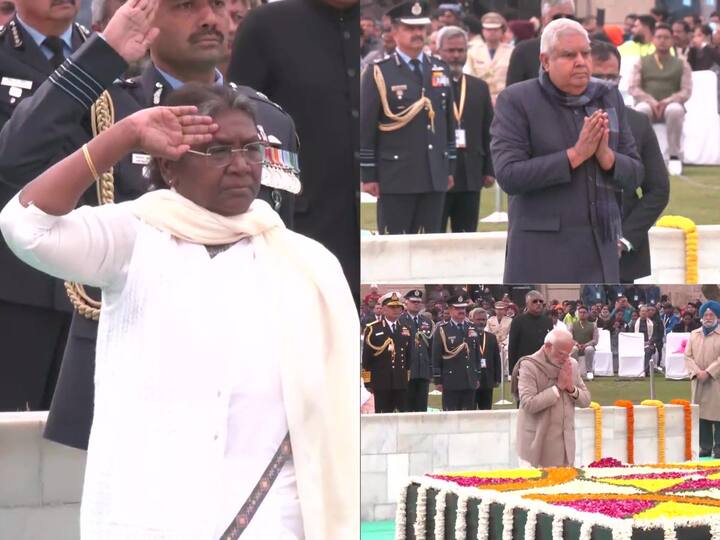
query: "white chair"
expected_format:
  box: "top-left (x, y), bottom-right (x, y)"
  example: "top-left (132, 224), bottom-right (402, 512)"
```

top-left (664, 332), bottom-right (691, 380)
top-left (618, 332), bottom-right (646, 377)
top-left (593, 329), bottom-right (614, 376)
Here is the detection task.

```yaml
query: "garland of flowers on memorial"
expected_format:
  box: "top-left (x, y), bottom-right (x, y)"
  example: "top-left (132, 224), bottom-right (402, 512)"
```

top-left (590, 401), bottom-right (602, 461)
top-left (671, 399), bottom-right (693, 461)
top-left (655, 215), bottom-right (699, 284)
top-left (615, 400), bottom-right (635, 464)
top-left (395, 483), bottom-right (409, 540)
top-left (455, 494), bottom-right (468, 540)
top-left (641, 400), bottom-right (666, 464)
top-left (434, 489), bottom-right (447, 539)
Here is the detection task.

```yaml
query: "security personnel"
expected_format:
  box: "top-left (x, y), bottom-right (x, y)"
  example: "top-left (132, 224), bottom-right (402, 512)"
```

top-left (362, 292), bottom-right (413, 413)
top-left (0, 2), bottom-right (89, 412)
top-left (399, 288), bottom-right (434, 412)
top-left (432, 292), bottom-right (480, 411)
top-left (471, 314), bottom-right (501, 410)
top-left (0, 1), bottom-right (299, 449)
top-left (360, 0), bottom-right (456, 234)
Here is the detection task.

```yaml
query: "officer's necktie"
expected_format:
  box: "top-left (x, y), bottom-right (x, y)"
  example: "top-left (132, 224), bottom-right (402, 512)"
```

top-left (409, 58), bottom-right (423, 86)
top-left (43, 36), bottom-right (65, 69)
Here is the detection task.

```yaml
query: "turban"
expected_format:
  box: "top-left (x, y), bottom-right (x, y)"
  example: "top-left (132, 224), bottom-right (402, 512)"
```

top-left (699, 301), bottom-right (720, 318)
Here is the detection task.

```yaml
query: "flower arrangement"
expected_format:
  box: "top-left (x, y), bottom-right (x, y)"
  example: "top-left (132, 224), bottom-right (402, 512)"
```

top-left (615, 400), bottom-right (635, 464)
top-left (671, 399), bottom-right (693, 461)
top-left (590, 401), bottom-right (602, 462)
top-left (642, 400), bottom-right (667, 464)
top-left (656, 215), bottom-right (699, 284)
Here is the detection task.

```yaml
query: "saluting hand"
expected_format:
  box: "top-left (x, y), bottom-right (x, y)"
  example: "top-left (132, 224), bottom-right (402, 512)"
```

top-left (102, 0), bottom-right (160, 64)
top-left (129, 106), bottom-right (218, 160)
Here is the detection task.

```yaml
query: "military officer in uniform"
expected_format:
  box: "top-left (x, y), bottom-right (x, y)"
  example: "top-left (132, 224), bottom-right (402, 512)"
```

top-left (470, 310), bottom-right (502, 410)
top-left (0, 0), bottom-right (299, 449)
top-left (432, 292), bottom-right (481, 411)
top-left (399, 289), bottom-right (434, 412)
top-left (360, 0), bottom-right (456, 234)
top-left (362, 292), bottom-right (413, 413)
top-left (0, 0), bottom-right (89, 412)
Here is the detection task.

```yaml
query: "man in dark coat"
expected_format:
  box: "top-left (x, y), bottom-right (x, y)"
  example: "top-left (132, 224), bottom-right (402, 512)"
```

top-left (589, 40), bottom-right (669, 283)
top-left (469, 308), bottom-right (501, 410)
top-left (0, 2), bottom-right (299, 449)
top-left (360, 1), bottom-right (456, 235)
top-left (508, 290), bottom-right (554, 374)
top-left (432, 292), bottom-right (480, 411)
top-left (227, 0), bottom-right (359, 300)
top-left (399, 289), bottom-right (434, 412)
top-left (436, 25), bottom-right (494, 233)
top-left (491, 18), bottom-right (643, 283)
top-left (362, 292), bottom-right (413, 413)
top-left (0, 0), bottom-right (90, 411)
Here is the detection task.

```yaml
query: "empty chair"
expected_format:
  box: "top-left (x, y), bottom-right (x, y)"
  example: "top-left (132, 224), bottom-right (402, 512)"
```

top-left (618, 332), bottom-right (646, 377)
top-left (593, 329), bottom-right (614, 376)
top-left (665, 332), bottom-right (691, 380)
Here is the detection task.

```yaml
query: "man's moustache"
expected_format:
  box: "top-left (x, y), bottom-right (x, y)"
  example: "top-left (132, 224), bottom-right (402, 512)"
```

top-left (51, 0), bottom-right (74, 6)
top-left (190, 30), bottom-right (225, 44)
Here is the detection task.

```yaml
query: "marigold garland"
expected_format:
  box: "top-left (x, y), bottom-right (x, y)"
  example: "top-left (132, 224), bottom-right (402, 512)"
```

top-left (590, 402), bottom-right (603, 461)
top-left (655, 215), bottom-right (699, 284)
top-left (615, 400), bottom-right (635, 464)
top-left (642, 400), bottom-right (666, 464)
top-left (671, 399), bottom-right (693, 461)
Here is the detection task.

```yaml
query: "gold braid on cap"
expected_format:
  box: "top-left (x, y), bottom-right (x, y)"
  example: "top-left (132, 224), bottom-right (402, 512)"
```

top-left (64, 91), bottom-right (115, 321)
top-left (438, 326), bottom-right (469, 360)
top-left (373, 64), bottom-right (435, 132)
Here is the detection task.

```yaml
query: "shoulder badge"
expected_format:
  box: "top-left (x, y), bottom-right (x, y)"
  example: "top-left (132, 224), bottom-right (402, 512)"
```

top-left (367, 319), bottom-right (381, 326)
top-left (9, 20), bottom-right (22, 49)
top-left (116, 77), bottom-right (138, 88)
top-left (74, 22), bottom-right (91, 40)
top-left (374, 55), bottom-right (391, 65)
top-left (153, 82), bottom-right (164, 105)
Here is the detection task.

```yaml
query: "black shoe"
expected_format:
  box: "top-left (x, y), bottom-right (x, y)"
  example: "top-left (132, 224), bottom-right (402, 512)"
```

top-left (700, 449), bottom-right (712, 458)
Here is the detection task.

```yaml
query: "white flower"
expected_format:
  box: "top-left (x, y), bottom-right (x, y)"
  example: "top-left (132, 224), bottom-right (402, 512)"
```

top-left (456, 495), bottom-right (468, 540)
top-left (477, 500), bottom-right (491, 540)
top-left (551, 514), bottom-right (564, 540)
top-left (435, 489), bottom-right (447, 540)
top-left (502, 504), bottom-right (514, 540)
top-left (414, 485), bottom-right (428, 540)
top-left (525, 509), bottom-right (539, 540)
top-left (395, 481), bottom-right (409, 540)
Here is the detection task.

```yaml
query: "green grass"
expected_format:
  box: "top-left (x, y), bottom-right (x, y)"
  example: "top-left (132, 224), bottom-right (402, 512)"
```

top-left (360, 166), bottom-right (720, 233)
top-left (425, 377), bottom-right (690, 410)
top-left (361, 520), bottom-right (395, 540)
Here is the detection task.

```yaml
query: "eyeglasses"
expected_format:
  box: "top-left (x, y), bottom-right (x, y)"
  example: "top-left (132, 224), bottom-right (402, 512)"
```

top-left (592, 73), bottom-right (621, 83)
top-left (186, 142), bottom-right (269, 167)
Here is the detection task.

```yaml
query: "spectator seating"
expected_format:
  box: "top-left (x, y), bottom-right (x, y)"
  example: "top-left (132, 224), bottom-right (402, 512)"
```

top-left (664, 331), bottom-right (691, 380)
top-left (593, 329), bottom-right (614, 376)
top-left (618, 332), bottom-right (646, 377)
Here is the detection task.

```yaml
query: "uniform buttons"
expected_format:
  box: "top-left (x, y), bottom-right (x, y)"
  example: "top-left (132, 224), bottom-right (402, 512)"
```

top-left (428, 144), bottom-right (433, 150)
top-left (351, 109), bottom-right (359, 119)
top-left (343, 30), bottom-right (351, 40)
top-left (347, 68), bottom-right (356, 77)
top-left (393, 155), bottom-right (399, 160)
top-left (427, 124), bottom-right (431, 130)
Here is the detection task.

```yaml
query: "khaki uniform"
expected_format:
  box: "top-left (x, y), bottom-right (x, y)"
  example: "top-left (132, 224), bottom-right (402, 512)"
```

top-left (464, 41), bottom-right (513, 103)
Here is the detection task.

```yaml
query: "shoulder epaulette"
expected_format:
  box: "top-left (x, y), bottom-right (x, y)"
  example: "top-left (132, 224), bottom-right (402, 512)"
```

top-left (366, 319), bottom-right (381, 327)
top-left (374, 55), bottom-right (391, 64)
top-left (8, 20), bottom-right (22, 48)
top-left (0, 25), bottom-right (6, 38)
top-left (115, 77), bottom-right (138, 88)
top-left (74, 22), bottom-right (91, 39)
top-left (230, 82), bottom-right (286, 113)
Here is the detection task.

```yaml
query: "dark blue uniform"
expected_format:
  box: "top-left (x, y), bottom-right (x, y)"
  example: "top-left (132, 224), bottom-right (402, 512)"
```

top-left (0, 34), bottom-right (299, 449)
top-left (360, 51), bottom-right (456, 234)
top-left (362, 317), bottom-right (413, 413)
top-left (432, 320), bottom-right (481, 410)
top-left (0, 17), bottom-right (90, 413)
top-left (399, 311), bottom-right (434, 411)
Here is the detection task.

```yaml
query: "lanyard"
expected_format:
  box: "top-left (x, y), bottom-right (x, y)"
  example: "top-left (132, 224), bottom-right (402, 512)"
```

top-left (452, 74), bottom-right (467, 126)
top-left (477, 331), bottom-right (487, 358)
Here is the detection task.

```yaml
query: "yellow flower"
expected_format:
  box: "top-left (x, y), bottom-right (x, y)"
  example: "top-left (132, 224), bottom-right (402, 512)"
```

top-left (655, 215), bottom-right (699, 284)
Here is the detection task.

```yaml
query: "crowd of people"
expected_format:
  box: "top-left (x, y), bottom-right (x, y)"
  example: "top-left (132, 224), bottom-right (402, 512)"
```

top-left (360, 0), bottom-right (719, 282)
top-left (360, 284), bottom-right (712, 414)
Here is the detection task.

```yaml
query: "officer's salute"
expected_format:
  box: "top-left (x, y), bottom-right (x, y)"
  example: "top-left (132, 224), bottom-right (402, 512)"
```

top-left (360, 0), bottom-right (456, 235)
top-left (0, 0), bottom-right (300, 450)
top-left (432, 292), bottom-right (481, 411)
top-left (362, 292), bottom-right (414, 413)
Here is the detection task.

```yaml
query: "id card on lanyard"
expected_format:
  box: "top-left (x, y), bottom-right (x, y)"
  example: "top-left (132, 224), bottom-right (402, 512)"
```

top-left (477, 331), bottom-right (487, 368)
top-left (453, 75), bottom-right (467, 148)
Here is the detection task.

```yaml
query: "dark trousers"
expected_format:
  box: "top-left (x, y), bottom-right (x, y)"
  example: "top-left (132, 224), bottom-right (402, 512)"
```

top-left (475, 387), bottom-right (493, 410)
top-left (44, 316), bottom-right (97, 450)
top-left (378, 192), bottom-right (445, 234)
top-left (0, 300), bottom-right (71, 411)
top-left (700, 419), bottom-right (720, 454)
top-left (441, 190), bottom-right (480, 232)
top-left (374, 388), bottom-right (406, 413)
top-left (644, 345), bottom-right (657, 376)
top-left (443, 389), bottom-right (475, 411)
top-left (405, 378), bottom-right (430, 412)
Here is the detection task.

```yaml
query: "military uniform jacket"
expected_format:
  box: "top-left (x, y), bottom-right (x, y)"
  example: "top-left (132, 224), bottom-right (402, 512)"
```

top-left (0, 34), bottom-right (298, 315)
top-left (360, 51), bottom-right (456, 194)
top-left (473, 327), bottom-right (502, 390)
top-left (399, 311), bottom-right (434, 380)
top-left (432, 320), bottom-right (481, 391)
top-left (362, 318), bottom-right (413, 391)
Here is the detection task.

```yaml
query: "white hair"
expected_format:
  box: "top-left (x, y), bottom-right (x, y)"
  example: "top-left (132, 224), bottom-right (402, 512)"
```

top-left (544, 328), bottom-right (573, 344)
top-left (469, 307), bottom-right (487, 318)
top-left (541, 0), bottom-right (575, 16)
top-left (436, 25), bottom-right (468, 50)
top-left (540, 17), bottom-right (589, 54)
